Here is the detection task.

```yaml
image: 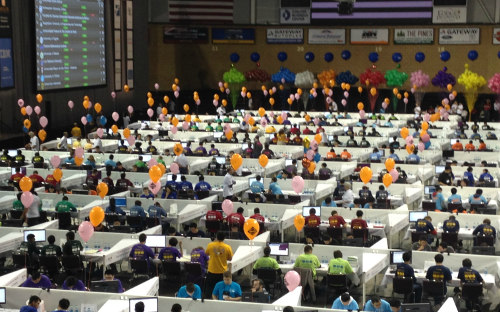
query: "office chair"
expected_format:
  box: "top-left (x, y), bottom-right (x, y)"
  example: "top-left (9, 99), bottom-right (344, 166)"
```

top-left (393, 277), bottom-right (415, 303)
top-left (256, 268), bottom-right (281, 299)
top-left (325, 274), bottom-right (348, 306)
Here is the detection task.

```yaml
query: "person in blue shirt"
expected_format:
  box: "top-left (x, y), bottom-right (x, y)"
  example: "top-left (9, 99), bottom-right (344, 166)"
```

top-left (463, 167), bottom-right (474, 186)
top-left (212, 271), bottom-right (242, 301)
top-left (416, 216), bottom-right (437, 244)
top-left (159, 237), bottom-right (183, 262)
top-left (447, 187), bottom-right (462, 204)
top-left (162, 175), bottom-right (179, 199)
top-left (395, 251), bottom-right (422, 303)
top-left (130, 200), bottom-right (147, 219)
top-left (268, 177), bottom-right (283, 195)
top-left (321, 196), bottom-right (337, 207)
top-left (443, 215), bottom-right (460, 233)
top-left (104, 154), bottom-right (117, 169)
top-left (148, 202), bottom-right (167, 218)
top-left (406, 150), bottom-right (420, 164)
top-left (425, 254), bottom-right (452, 305)
top-left (468, 189), bottom-right (487, 204)
top-left (250, 175), bottom-right (265, 193)
top-left (432, 186), bottom-right (446, 211)
top-left (194, 175), bottom-right (211, 192)
top-left (470, 129), bottom-right (481, 140)
top-left (478, 169), bottom-right (494, 185)
top-left (105, 197), bottom-right (126, 215)
top-left (331, 292), bottom-right (359, 310)
top-left (369, 147), bottom-right (381, 161)
top-left (53, 298), bottom-right (71, 312)
top-left (140, 187), bottom-right (155, 200)
top-left (364, 295), bottom-right (392, 312)
top-left (179, 175), bottom-right (193, 191)
top-left (388, 148), bottom-right (400, 161)
top-left (177, 282), bottom-right (202, 299)
top-left (472, 218), bottom-right (496, 239)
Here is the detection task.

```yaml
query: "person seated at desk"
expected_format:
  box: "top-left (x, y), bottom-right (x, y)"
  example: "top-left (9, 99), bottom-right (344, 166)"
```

top-left (145, 141), bottom-right (157, 154)
top-left (305, 207), bottom-right (321, 228)
top-left (332, 292), bottom-right (359, 310)
top-left (12, 192), bottom-right (24, 211)
top-left (376, 185), bottom-right (389, 201)
top-left (268, 177), bottom-right (283, 195)
top-left (31, 152), bottom-right (44, 168)
top-left (85, 169), bottom-right (99, 191)
top-left (328, 210), bottom-right (346, 228)
top-left (130, 200), bottom-right (147, 219)
top-left (19, 233), bottom-right (40, 260)
top-left (452, 139), bottom-right (464, 151)
top-left (302, 126), bottom-right (313, 135)
top-left (45, 184), bottom-right (57, 194)
top-left (206, 205), bottom-right (223, 223)
top-left (21, 295), bottom-right (41, 312)
top-left (358, 186), bottom-right (375, 208)
top-left (55, 195), bottom-right (77, 213)
top-left (212, 271), bottom-right (242, 301)
top-left (194, 175), bottom-right (212, 193)
top-left (406, 150), bottom-right (420, 164)
top-left (432, 187), bottom-right (446, 211)
top-left (360, 137), bottom-right (371, 148)
top-left (63, 231), bottom-right (83, 256)
top-left (186, 223), bottom-right (206, 238)
top-left (84, 155), bottom-right (96, 169)
top-left (294, 245), bottom-right (321, 279)
top-left (346, 136), bottom-right (358, 147)
top-left (425, 254), bottom-right (452, 305)
top-left (208, 144), bottom-right (219, 157)
top-left (477, 169), bottom-right (494, 186)
top-left (350, 210), bottom-right (368, 230)
top-left (117, 141), bottom-right (129, 153)
top-left (253, 246), bottom-right (281, 275)
top-left (458, 258), bottom-right (483, 310)
top-left (333, 179), bottom-right (346, 199)
top-left (472, 218), bottom-right (496, 240)
top-left (447, 187), bottom-right (462, 206)
top-left (364, 295), bottom-right (392, 312)
top-left (140, 187), bottom-right (155, 200)
top-left (62, 276), bottom-right (86, 291)
top-left (387, 148), bottom-right (400, 161)
top-left (469, 189), bottom-right (487, 205)
top-left (318, 163), bottom-right (332, 180)
top-left (10, 166), bottom-right (25, 185)
top-left (250, 208), bottom-right (265, 224)
top-left (101, 170), bottom-right (114, 189)
top-left (227, 207), bottom-right (245, 228)
top-left (340, 149), bottom-right (351, 160)
top-left (395, 251), bottom-right (422, 303)
top-left (21, 271), bottom-right (52, 289)
top-left (261, 143), bottom-right (275, 159)
top-left (0, 149), bottom-right (12, 166)
top-left (463, 167), bottom-right (474, 186)
top-left (322, 197), bottom-right (337, 207)
top-left (104, 154), bottom-right (116, 169)
top-left (416, 215), bottom-right (437, 237)
top-left (179, 175), bottom-right (193, 192)
top-left (102, 269), bottom-right (125, 293)
top-left (341, 182), bottom-right (354, 208)
top-left (477, 139), bottom-right (487, 151)
top-left (438, 166), bottom-right (454, 186)
top-left (190, 246), bottom-right (209, 275)
top-left (389, 137), bottom-right (400, 150)
top-left (328, 250), bottom-right (355, 279)
top-left (443, 215), bottom-right (459, 233)
top-left (250, 175), bottom-right (265, 197)
top-left (465, 140), bottom-right (475, 151)
top-left (470, 129), bottom-right (481, 140)
top-left (251, 278), bottom-right (270, 299)
top-left (41, 235), bottom-right (62, 257)
top-left (159, 237), bottom-right (183, 262)
top-left (412, 235), bottom-right (432, 251)
top-left (193, 141), bottom-right (207, 157)
top-left (14, 149), bottom-right (26, 165)
top-left (148, 201), bottom-right (167, 218)
top-left (207, 157), bottom-right (221, 176)
top-left (437, 242), bottom-right (454, 254)
top-left (482, 122), bottom-right (494, 131)
top-left (106, 198), bottom-right (126, 216)
top-left (177, 282), bottom-right (202, 299)
top-left (129, 233), bottom-right (155, 263)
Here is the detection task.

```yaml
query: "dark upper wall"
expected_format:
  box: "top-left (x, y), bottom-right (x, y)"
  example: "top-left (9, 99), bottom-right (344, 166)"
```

top-left (0, 0), bottom-right (149, 135)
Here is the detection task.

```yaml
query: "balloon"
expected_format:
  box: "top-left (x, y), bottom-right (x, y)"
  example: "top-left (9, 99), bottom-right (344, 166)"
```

top-left (53, 168), bottom-right (63, 182)
top-left (341, 50), bottom-right (351, 60)
top-left (25, 105), bottom-right (33, 116)
top-left (468, 50), bottom-right (478, 61)
top-left (170, 163), bottom-right (179, 174)
top-left (173, 143), bottom-right (183, 156)
top-left (392, 52), bottom-right (402, 63)
top-left (230, 52), bottom-right (240, 63)
top-left (405, 136), bottom-right (414, 145)
top-left (406, 144), bottom-right (415, 154)
top-left (222, 199), bottom-right (233, 216)
top-left (39, 116), bottom-right (48, 128)
top-left (304, 52), bottom-right (315, 62)
top-left (148, 180), bottom-right (161, 195)
top-left (126, 136), bottom-right (135, 146)
top-left (370, 88), bottom-right (377, 96)
top-left (185, 114), bottom-right (192, 123)
top-left (78, 221), bottom-right (94, 243)
top-left (415, 52), bottom-right (425, 63)
top-left (421, 121), bottom-right (429, 131)
top-left (18, 99), bottom-right (24, 107)
top-left (389, 169), bottom-right (399, 182)
top-left (446, 84), bottom-right (453, 91)
top-left (306, 149), bottom-right (314, 161)
top-left (385, 158), bottom-right (395, 172)
top-left (110, 112), bottom-right (119, 122)
top-left (83, 100), bottom-right (89, 109)
top-left (341, 99), bottom-right (347, 106)
top-left (50, 155), bottom-right (61, 168)
top-left (400, 127), bottom-right (409, 139)
top-left (383, 173), bottom-right (392, 188)
top-left (294, 214), bottom-right (305, 231)
top-left (174, 90), bottom-right (180, 98)
top-left (128, 105), bottom-right (134, 114)
top-left (440, 51), bottom-right (450, 62)
top-left (421, 133), bottom-right (430, 143)
top-left (20, 107), bottom-right (26, 115)
top-left (357, 102), bottom-right (364, 110)
top-left (38, 129), bottom-right (47, 142)
top-left (314, 133), bottom-right (322, 143)
top-left (359, 110), bottom-right (366, 119)
top-left (147, 108), bottom-right (154, 118)
top-left (258, 154), bottom-right (268, 168)
top-left (111, 91), bottom-right (116, 99)
top-left (360, 166), bottom-right (372, 184)
top-left (243, 218), bottom-right (260, 240)
top-left (258, 107), bottom-right (266, 117)
top-left (21, 191), bottom-right (34, 208)
top-left (124, 84), bottom-right (130, 92)
top-left (277, 51), bottom-right (287, 62)
top-left (292, 176), bottom-right (304, 194)
top-left (111, 124), bottom-right (118, 134)
top-left (19, 177), bottom-right (33, 192)
top-left (99, 116), bottom-right (107, 126)
top-left (230, 153), bottom-right (243, 170)
top-left (154, 83), bottom-right (160, 90)
top-left (86, 114), bottom-right (93, 123)
top-left (34, 106), bottom-right (41, 115)
top-left (97, 182), bottom-right (108, 199)
top-left (23, 119), bottom-right (31, 129)
top-left (74, 156), bottom-right (83, 166)
top-left (418, 142), bottom-right (425, 152)
top-left (183, 104), bottom-right (189, 113)
top-left (285, 270), bottom-right (301, 292)
top-left (94, 103), bottom-right (102, 113)
top-left (324, 52), bottom-right (334, 62)
top-left (96, 128), bottom-right (104, 138)
top-left (149, 165), bottom-right (162, 183)
top-left (369, 52), bottom-right (379, 63)
top-left (147, 92), bottom-right (153, 98)
top-left (36, 94), bottom-right (43, 103)
top-left (307, 161), bottom-right (316, 174)
top-left (250, 52), bottom-right (260, 62)
top-left (89, 206), bottom-right (105, 227)
top-left (147, 97), bottom-right (154, 107)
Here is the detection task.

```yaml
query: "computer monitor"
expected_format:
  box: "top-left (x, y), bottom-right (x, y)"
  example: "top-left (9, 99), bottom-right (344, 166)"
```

top-left (7, 149), bottom-right (17, 158)
top-left (145, 235), bottom-right (166, 248)
top-left (302, 206), bottom-right (320, 217)
top-left (166, 174), bottom-right (182, 182)
top-left (214, 131), bottom-right (223, 139)
top-left (442, 150), bottom-right (454, 158)
top-left (66, 138), bottom-right (72, 146)
top-left (409, 211), bottom-right (428, 222)
top-left (269, 242), bottom-right (289, 256)
top-left (328, 135), bottom-right (334, 141)
top-left (181, 142), bottom-right (187, 148)
top-left (285, 159), bottom-right (293, 167)
top-left (0, 287), bottom-right (5, 304)
top-left (435, 166), bottom-right (445, 175)
top-left (11, 167), bottom-right (27, 175)
top-left (212, 201), bottom-right (222, 211)
top-left (215, 156), bottom-right (226, 165)
top-left (114, 197), bottom-right (127, 208)
top-left (450, 139), bottom-right (459, 145)
top-left (129, 298), bottom-right (158, 312)
top-left (343, 126), bottom-right (349, 132)
top-left (241, 143), bottom-right (248, 150)
top-left (401, 303), bottom-right (431, 312)
top-left (23, 229), bottom-right (46, 242)
top-left (141, 154), bottom-right (152, 162)
top-left (248, 177), bottom-right (257, 187)
top-left (91, 280), bottom-right (121, 293)
top-left (389, 137), bottom-right (395, 143)
top-left (424, 186), bottom-right (435, 195)
top-left (390, 250), bottom-right (408, 265)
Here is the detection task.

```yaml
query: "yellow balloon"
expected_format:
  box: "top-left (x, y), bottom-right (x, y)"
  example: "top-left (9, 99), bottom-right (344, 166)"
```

top-left (244, 218), bottom-right (260, 240)
top-left (294, 214), bottom-right (305, 231)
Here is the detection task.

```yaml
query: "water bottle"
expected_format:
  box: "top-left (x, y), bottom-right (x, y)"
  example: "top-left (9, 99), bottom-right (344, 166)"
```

top-left (484, 268), bottom-right (488, 275)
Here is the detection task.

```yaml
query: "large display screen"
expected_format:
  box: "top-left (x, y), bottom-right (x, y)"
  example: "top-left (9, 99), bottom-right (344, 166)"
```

top-left (35, 0), bottom-right (106, 91)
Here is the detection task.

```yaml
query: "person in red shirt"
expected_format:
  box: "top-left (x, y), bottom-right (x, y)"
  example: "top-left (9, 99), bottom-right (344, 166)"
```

top-left (115, 172), bottom-right (134, 192)
top-left (302, 126), bottom-right (313, 135)
top-left (101, 170), bottom-right (114, 189)
top-left (328, 210), bottom-right (346, 228)
top-left (9, 167), bottom-right (25, 185)
top-left (305, 207), bottom-right (321, 228)
top-left (250, 207), bottom-right (265, 223)
top-left (226, 207), bottom-right (245, 228)
top-left (290, 124), bottom-right (300, 135)
top-left (350, 210), bottom-right (368, 230)
top-left (45, 174), bottom-right (58, 187)
top-left (293, 134), bottom-right (303, 145)
top-left (85, 169), bottom-right (99, 190)
top-left (29, 170), bottom-right (45, 186)
top-left (315, 126), bottom-right (324, 134)
top-left (206, 206), bottom-right (223, 222)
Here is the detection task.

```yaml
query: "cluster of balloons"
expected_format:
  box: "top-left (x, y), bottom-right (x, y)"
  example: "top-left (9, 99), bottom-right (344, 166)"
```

top-left (221, 199), bottom-right (260, 240)
top-left (432, 67), bottom-right (456, 89)
top-left (410, 70), bottom-right (430, 89)
top-left (335, 70), bottom-right (359, 86)
top-left (488, 73), bottom-right (500, 94)
top-left (271, 67), bottom-right (296, 84)
top-left (360, 67), bottom-right (386, 87)
top-left (223, 66), bottom-right (246, 84)
top-left (78, 206), bottom-right (106, 242)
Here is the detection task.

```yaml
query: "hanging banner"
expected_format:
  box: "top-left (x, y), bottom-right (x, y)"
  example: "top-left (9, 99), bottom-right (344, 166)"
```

top-left (439, 27), bottom-right (480, 44)
top-left (267, 28), bottom-right (304, 44)
top-left (433, 6), bottom-right (467, 24)
top-left (394, 28), bottom-right (434, 44)
top-left (350, 29), bottom-right (389, 45)
top-left (280, 8), bottom-right (310, 24)
top-left (493, 28), bottom-right (500, 45)
top-left (308, 28), bottom-right (345, 44)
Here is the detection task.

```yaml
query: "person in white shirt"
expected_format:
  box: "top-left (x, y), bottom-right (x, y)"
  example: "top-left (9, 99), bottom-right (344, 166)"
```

top-left (92, 134), bottom-right (102, 152)
top-left (174, 151), bottom-right (189, 174)
top-left (342, 182), bottom-right (354, 208)
top-left (123, 115), bottom-right (130, 128)
top-left (58, 132), bottom-right (68, 150)
top-left (217, 106), bottom-right (226, 116)
top-left (223, 168), bottom-right (236, 200)
top-left (28, 132), bottom-right (40, 151)
top-left (21, 191), bottom-right (41, 226)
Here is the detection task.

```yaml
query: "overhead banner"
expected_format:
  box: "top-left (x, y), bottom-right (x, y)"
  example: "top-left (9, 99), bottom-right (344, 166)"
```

top-left (212, 28), bottom-right (255, 44)
top-left (280, 7), bottom-right (310, 24)
top-left (267, 28), bottom-right (304, 44)
top-left (433, 6), bottom-right (467, 24)
top-left (350, 29), bottom-right (389, 45)
top-left (308, 28), bottom-right (345, 44)
top-left (493, 28), bottom-right (500, 45)
top-left (439, 27), bottom-right (480, 44)
top-left (394, 28), bottom-right (434, 44)
top-left (0, 38), bottom-right (14, 88)
top-left (163, 26), bottom-right (209, 44)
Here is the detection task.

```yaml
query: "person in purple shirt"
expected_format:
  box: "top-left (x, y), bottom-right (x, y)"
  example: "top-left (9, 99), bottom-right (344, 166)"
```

top-left (184, 142), bottom-right (193, 156)
top-left (21, 271), bottom-right (52, 289)
top-left (159, 237), bottom-right (183, 261)
top-left (129, 234), bottom-right (155, 263)
top-left (190, 246), bottom-right (209, 275)
top-left (194, 142), bottom-right (208, 156)
top-left (104, 269), bottom-right (125, 293)
top-left (62, 276), bottom-right (86, 291)
top-left (208, 144), bottom-right (220, 156)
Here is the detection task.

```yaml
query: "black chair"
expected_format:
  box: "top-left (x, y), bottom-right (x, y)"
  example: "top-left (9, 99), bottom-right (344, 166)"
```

top-left (288, 195), bottom-right (301, 205)
top-left (461, 283), bottom-right (483, 310)
top-left (471, 246), bottom-right (495, 255)
top-left (342, 238), bottom-right (363, 247)
top-left (476, 207), bottom-right (497, 215)
top-left (12, 253), bottom-right (30, 269)
top-left (325, 274), bottom-right (348, 305)
top-left (130, 259), bottom-right (149, 276)
top-left (105, 214), bottom-right (120, 225)
top-left (422, 280), bottom-right (446, 306)
top-left (393, 277), bottom-right (415, 303)
top-left (2, 219), bottom-right (23, 227)
top-left (109, 225), bottom-right (132, 233)
top-left (205, 220), bottom-right (221, 235)
top-left (184, 262), bottom-right (204, 285)
top-left (264, 193), bottom-right (276, 203)
top-left (55, 212), bottom-right (73, 230)
top-left (352, 228), bottom-right (368, 242)
top-left (411, 232), bottom-right (425, 244)
top-left (39, 255), bottom-right (60, 279)
top-left (475, 235), bottom-right (494, 247)
top-left (162, 260), bottom-right (182, 288)
top-left (447, 203), bottom-right (463, 212)
top-left (145, 217), bottom-right (159, 228)
top-left (441, 232), bottom-right (458, 249)
top-left (61, 255), bottom-right (82, 277)
top-left (39, 211), bottom-right (48, 223)
top-left (9, 210), bottom-right (23, 219)
top-left (304, 227), bottom-right (321, 242)
top-left (126, 216), bottom-right (144, 232)
top-left (196, 190), bottom-right (210, 200)
top-left (327, 227), bottom-right (344, 242)
top-left (376, 199), bottom-right (390, 209)
top-left (256, 268), bottom-right (281, 299)
top-left (469, 204), bottom-right (486, 212)
top-left (422, 201), bottom-right (436, 211)
top-left (248, 193), bottom-right (263, 203)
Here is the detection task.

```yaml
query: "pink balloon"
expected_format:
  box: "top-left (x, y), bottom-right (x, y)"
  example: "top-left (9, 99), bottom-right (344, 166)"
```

top-left (213, 100), bottom-right (218, 107)
top-left (442, 98), bottom-right (449, 105)
top-left (443, 112), bottom-right (449, 120)
top-left (25, 105), bottom-right (33, 116)
top-left (328, 89), bottom-right (333, 97)
top-left (96, 128), bottom-right (104, 138)
top-left (263, 90), bottom-right (268, 96)
top-left (272, 86), bottom-right (277, 93)
top-left (182, 121), bottom-right (189, 130)
top-left (241, 91), bottom-right (246, 98)
top-left (170, 163), bottom-right (180, 174)
top-left (418, 142), bottom-right (425, 152)
top-left (39, 116), bottom-right (48, 128)
top-left (50, 155), bottom-right (61, 168)
top-left (294, 93), bottom-right (300, 101)
top-left (310, 140), bottom-right (318, 150)
top-left (421, 134), bottom-right (430, 143)
top-left (17, 99), bottom-right (24, 107)
top-left (359, 110), bottom-right (366, 119)
top-left (147, 108), bottom-right (154, 118)
top-left (148, 180), bottom-right (161, 195)
top-left (81, 116), bottom-right (87, 125)
top-left (313, 117), bottom-right (320, 125)
top-left (112, 112), bottom-right (119, 122)
top-left (292, 176), bottom-right (304, 194)
top-left (284, 270), bottom-right (301, 292)
top-left (21, 191), bottom-right (34, 208)
top-left (224, 123), bottom-right (231, 134)
top-left (281, 112), bottom-right (287, 121)
top-left (222, 199), bottom-right (233, 216)
top-left (225, 89), bottom-right (230, 95)
top-left (313, 91), bottom-right (317, 98)
top-left (326, 97), bottom-right (332, 104)
top-left (218, 81), bottom-right (223, 88)
top-left (126, 136), bottom-right (135, 146)
top-left (148, 158), bottom-right (158, 168)
top-left (403, 98), bottom-right (408, 104)
top-left (382, 102), bottom-right (388, 109)
top-left (127, 105), bottom-right (134, 114)
top-left (269, 112), bottom-right (275, 118)
top-left (87, 101), bottom-right (92, 109)
top-left (423, 113), bottom-right (430, 122)
top-left (306, 149), bottom-right (314, 161)
top-left (177, 86), bottom-right (181, 92)
top-left (75, 147), bottom-right (84, 158)
top-left (341, 99), bottom-right (347, 106)
top-left (67, 100), bottom-right (74, 109)
top-left (411, 88), bottom-right (415, 94)
top-left (196, 99), bottom-right (201, 106)
top-left (405, 136), bottom-right (414, 145)
top-left (389, 169), bottom-right (399, 182)
top-left (34, 106), bottom-right (41, 115)
top-left (111, 92), bottom-right (116, 99)
top-left (289, 94), bottom-right (295, 100)
top-left (171, 126), bottom-right (178, 134)
top-left (260, 118), bottom-right (267, 127)
top-left (449, 94), bottom-right (455, 101)
top-left (78, 221), bottom-right (95, 243)
top-left (174, 90), bottom-right (180, 98)
top-left (154, 83), bottom-right (160, 90)
top-left (244, 113), bottom-right (251, 122)
top-left (159, 113), bottom-right (165, 121)
top-left (344, 91), bottom-right (349, 98)
top-left (281, 78), bottom-right (285, 84)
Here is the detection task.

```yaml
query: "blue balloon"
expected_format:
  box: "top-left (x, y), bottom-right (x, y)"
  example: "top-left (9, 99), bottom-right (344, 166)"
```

top-left (230, 53), bottom-right (240, 63)
top-left (304, 52), bottom-right (315, 63)
top-left (250, 52), bottom-right (260, 62)
top-left (22, 126), bottom-right (28, 133)
top-left (100, 115), bottom-right (107, 126)
top-left (415, 52), bottom-right (425, 63)
top-left (277, 52), bottom-right (287, 62)
top-left (468, 50), bottom-right (478, 61)
top-left (440, 51), bottom-right (450, 62)
top-left (341, 50), bottom-right (351, 60)
top-left (424, 141), bottom-right (431, 149)
top-left (392, 52), bottom-right (402, 63)
top-left (369, 52), bottom-right (379, 63)
top-left (324, 52), bottom-right (333, 62)
top-left (498, 51), bottom-right (500, 59)
top-left (86, 114), bottom-right (93, 123)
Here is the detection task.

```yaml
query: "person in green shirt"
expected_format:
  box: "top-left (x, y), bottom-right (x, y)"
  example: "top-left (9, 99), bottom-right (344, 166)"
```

top-left (205, 122), bottom-right (214, 132)
top-left (135, 156), bottom-right (147, 169)
top-left (157, 156), bottom-right (166, 166)
top-left (232, 117), bottom-right (240, 124)
top-left (253, 246), bottom-right (282, 275)
top-left (55, 196), bottom-right (77, 212)
top-left (328, 250), bottom-right (359, 286)
top-left (215, 122), bottom-right (223, 132)
top-left (294, 245), bottom-right (321, 278)
top-left (13, 193), bottom-right (23, 210)
top-left (41, 235), bottom-right (62, 257)
top-left (223, 115), bottom-right (232, 123)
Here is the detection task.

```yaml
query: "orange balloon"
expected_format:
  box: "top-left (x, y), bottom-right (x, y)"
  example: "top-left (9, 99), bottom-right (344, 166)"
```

top-left (421, 121), bottom-right (429, 131)
top-left (193, 95), bottom-right (199, 101)
top-left (89, 206), bottom-right (105, 227)
top-left (248, 117), bottom-right (255, 126)
top-left (173, 143), bottom-right (183, 156)
top-left (149, 165), bottom-right (162, 183)
top-left (305, 115), bottom-right (311, 122)
top-left (36, 94), bottom-right (43, 104)
top-left (38, 129), bottom-right (47, 142)
top-left (358, 86), bottom-right (363, 93)
top-left (23, 119), bottom-right (31, 129)
top-left (308, 161), bottom-right (316, 174)
top-left (384, 98), bottom-right (390, 104)
top-left (360, 166), bottom-right (373, 184)
top-left (287, 98), bottom-right (293, 105)
top-left (270, 98), bottom-right (275, 106)
top-left (97, 182), bottom-right (108, 199)
top-left (183, 104), bottom-right (189, 113)
top-left (400, 127), bottom-right (409, 139)
top-left (53, 168), bottom-right (63, 182)
top-left (94, 103), bottom-right (102, 113)
top-left (171, 117), bottom-right (179, 127)
top-left (147, 97), bottom-right (154, 107)
top-left (83, 100), bottom-right (89, 109)
top-left (185, 114), bottom-right (191, 122)
top-left (84, 96), bottom-right (89, 101)
top-left (383, 173), bottom-right (392, 188)
top-left (74, 156), bottom-right (83, 166)
top-left (294, 214), bottom-right (305, 231)
top-left (313, 82), bottom-right (318, 89)
top-left (357, 102), bottom-right (364, 110)
top-left (243, 218), bottom-right (260, 240)
top-left (163, 96), bottom-right (170, 103)
top-left (385, 158), bottom-right (395, 171)
top-left (123, 128), bottom-right (131, 138)
top-left (276, 116), bottom-right (283, 124)
top-left (393, 88), bottom-right (399, 95)
top-left (370, 87), bottom-right (377, 96)
top-left (404, 92), bottom-right (409, 98)
top-left (111, 124), bottom-right (118, 134)
top-left (314, 133), bottom-right (322, 143)
top-left (230, 153), bottom-right (243, 170)
top-left (447, 84), bottom-right (452, 91)
top-left (19, 176), bottom-right (33, 192)
top-left (242, 86), bottom-right (247, 93)
top-left (258, 154), bottom-right (269, 168)
top-left (223, 82), bottom-right (229, 89)
top-left (452, 91), bottom-right (457, 97)
top-left (21, 107), bottom-right (27, 115)
top-left (246, 92), bottom-right (252, 99)
top-left (222, 99), bottom-right (228, 107)
top-left (174, 78), bottom-right (179, 85)
top-left (345, 84), bottom-right (351, 91)
top-left (226, 130), bottom-right (233, 140)
top-left (341, 82), bottom-right (346, 90)
top-left (397, 93), bottom-right (402, 100)
top-left (406, 144), bottom-right (415, 155)
top-left (158, 163), bottom-right (166, 175)
top-left (147, 92), bottom-right (152, 98)
top-left (258, 107), bottom-right (266, 117)
top-left (124, 84), bottom-right (130, 92)
top-left (214, 94), bottom-right (220, 100)
top-left (297, 88), bottom-right (303, 95)
top-left (261, 85), bottom-right (267, 91)
top-left (162, 107), bottom-right (168, 115)
top-left (420, 130), bottom-right (427, 138)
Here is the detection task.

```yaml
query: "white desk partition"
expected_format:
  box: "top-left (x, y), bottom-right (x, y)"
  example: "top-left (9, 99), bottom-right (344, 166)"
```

top-left (123, 276), bottom-right (159, 296)
top-left (439, 298), bottom-right (459, 312)
top-left (0, 232), bottom-right (24, 254)
top-left (272, 286), bottom-right (302, 306)
top-left (0, 194), bottom-right (17, 213)
top-left (0, 269), bottom-right (27, 287)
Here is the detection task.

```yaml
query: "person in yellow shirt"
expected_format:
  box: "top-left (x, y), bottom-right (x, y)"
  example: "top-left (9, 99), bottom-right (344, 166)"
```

top-left (193, 115), bottom-right (202, 123)
top-left (205, 232), bottom-right (233, 298)
top-left (72, 137), bottom-right (82, 148)
top-left (84, 138), bottom-right (93, 151)
top-left (71, 123), bottom-right (82, 138)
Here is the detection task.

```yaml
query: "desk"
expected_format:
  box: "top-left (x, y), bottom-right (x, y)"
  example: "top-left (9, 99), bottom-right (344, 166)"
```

top-left (0, 268), bottom-right (27, 287)
top-left (439, 298), bottom-right (459, 312)
top-left (0, 232), bottom-right (23, 255)
top-left (272, 286), bottom-right (302, 306)
top-left (0, 195), bottom-right (16, 213)
top-left (81, 238), bottom-right (137, 278)
top-left (230, 245), bottom-right (264, 272)
top-left (124, 276), bottom-right (159, 296)
top-left (174, 203), bottom-right (208, 229)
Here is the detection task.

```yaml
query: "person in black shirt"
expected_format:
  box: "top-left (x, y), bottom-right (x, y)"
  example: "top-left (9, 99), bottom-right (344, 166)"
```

top-left (357, 186), bottom-right (374, 208)
top-left (186, 223), bottom-right (206, 238)
top-left (207, 157), bottom-right (221, 176)
top-left (376, 185), bottom-right (389, 201)
top-left (443, 216), bottom-right (459, 233)
top-left (346, 136), bottom-right (358, 147)
top-left (85, 169), bottom-right (99, 191)
top-left (395, 251), bottom-right (422, 303)
top-left (14, 150), bottom-right (25, 165)
top-left (438, 166), bottom-right (454, 186)
top-left (389, 136), bottom-right (400, 149)
top-left (0, 150), bottom-right (11, 166)
top-left (333, 179), bottom-right (346, 199)
top-left (31, 152), bottom-right (44, 168)
top-left (62, 231), bottom-right (83, 256)
top-left (425, 254), bottom-right (452, 305)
